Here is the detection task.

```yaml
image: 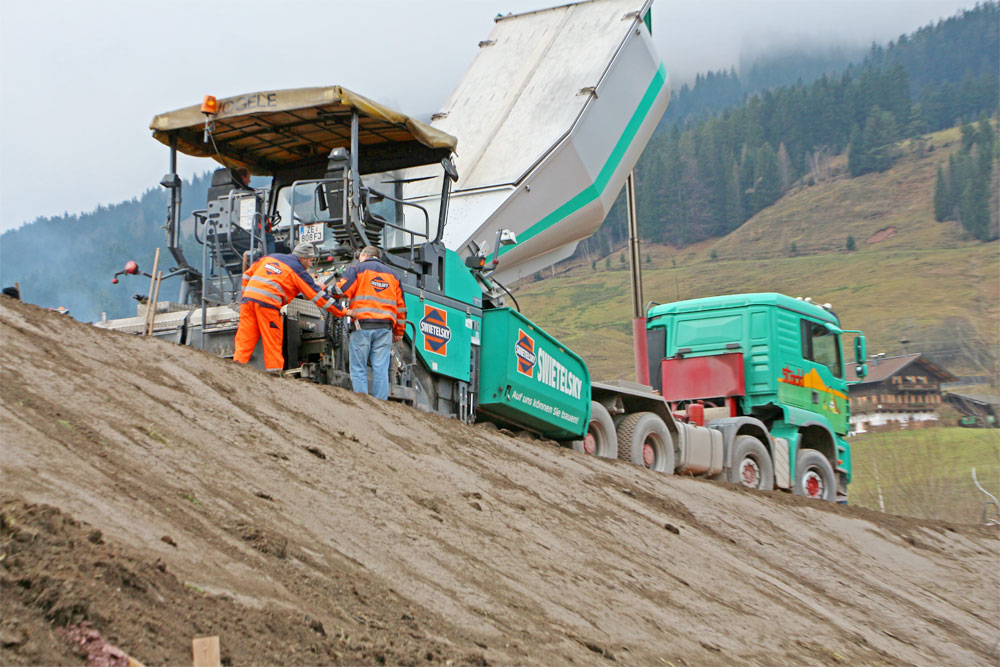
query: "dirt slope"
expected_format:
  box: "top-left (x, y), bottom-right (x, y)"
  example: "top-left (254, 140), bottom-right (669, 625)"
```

top-left (1, 297), bottom-right (998, 666)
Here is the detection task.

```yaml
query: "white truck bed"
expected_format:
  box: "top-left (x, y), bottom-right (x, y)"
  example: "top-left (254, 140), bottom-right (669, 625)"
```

top-left (403, 0), bottom-right (670, 282)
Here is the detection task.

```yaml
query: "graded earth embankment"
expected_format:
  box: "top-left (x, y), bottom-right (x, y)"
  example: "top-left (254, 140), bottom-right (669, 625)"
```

top-left (1, 297), bottom-right (997, 665)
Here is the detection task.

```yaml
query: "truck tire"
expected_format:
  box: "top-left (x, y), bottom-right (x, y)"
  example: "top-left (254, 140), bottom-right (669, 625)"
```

top-left (728, 435), bottom-right (774, 490)
top-left (572, 401), bottom-right (617, 459)
top-left (793, 449), bottom-right (836, 501)
top-left (616, 412), bottom-right (674, 473)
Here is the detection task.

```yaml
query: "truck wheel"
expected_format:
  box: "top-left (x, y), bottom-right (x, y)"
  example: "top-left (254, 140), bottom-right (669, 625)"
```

top-left (728, 435), bottom-right (774, 490)
top-left (616, 412), bottom-right (674, 473)
top-left (793, 449), bottom-right (836, 501)
top-left (572, 401), bottom-right (617, 458)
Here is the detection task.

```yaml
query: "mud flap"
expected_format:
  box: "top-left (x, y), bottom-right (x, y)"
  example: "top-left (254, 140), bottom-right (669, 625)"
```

top-left (283, 316), bottom-right (300, 371)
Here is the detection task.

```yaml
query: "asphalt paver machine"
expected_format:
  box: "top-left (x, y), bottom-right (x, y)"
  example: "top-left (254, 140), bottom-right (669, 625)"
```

top-left (101, 0), bottom-right (668, 442)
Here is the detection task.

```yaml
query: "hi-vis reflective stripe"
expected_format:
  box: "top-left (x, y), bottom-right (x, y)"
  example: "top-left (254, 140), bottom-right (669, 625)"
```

top-left (309, 292), bottom-right (326, 305)
top-left (243, 286), bottom-right (282, 303)
top-left (249, 276), bottom-right (284, 292)
top-left (352, 307), bottom-right (395, 318)
top-left (349, 295), bottom-right (397, 306)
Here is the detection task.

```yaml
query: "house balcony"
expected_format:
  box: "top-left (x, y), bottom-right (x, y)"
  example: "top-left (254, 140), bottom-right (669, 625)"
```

top-left (860, 400), bottom-right (937, 411)
top-left (896, 382), bottom-right (937, 391)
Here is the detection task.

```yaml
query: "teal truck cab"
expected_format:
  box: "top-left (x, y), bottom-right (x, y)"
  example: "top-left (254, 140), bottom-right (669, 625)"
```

top-left (640, 293), bottom-right (867, 502)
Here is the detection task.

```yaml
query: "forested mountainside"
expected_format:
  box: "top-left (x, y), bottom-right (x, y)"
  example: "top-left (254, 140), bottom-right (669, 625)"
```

top-left (0, 173), bottom-right (211, 322)
top-left (661, 3), bottom-right (998, 131)
top-left (583, 2), bottom-right (998, 255)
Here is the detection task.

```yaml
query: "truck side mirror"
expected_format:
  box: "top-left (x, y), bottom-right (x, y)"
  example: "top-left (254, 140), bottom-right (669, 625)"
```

top-left (855, 364), bottom-right (868, 379)
top-left (854, 336), bottom-right (866, 364)
top-left (160, 172), bottom-right (181, 189)
top-left (315, 183), bottom-right (327, 211)
top-left (488, 228), bottom-right (518, 269)
top-left (442, 157), bottom-right (459, 183)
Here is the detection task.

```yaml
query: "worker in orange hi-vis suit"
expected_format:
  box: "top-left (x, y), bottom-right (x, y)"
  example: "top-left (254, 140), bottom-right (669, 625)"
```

top-left (335, 246), bottom-right (406, 399)
top-left (233, 242), bottom-right (343, 372)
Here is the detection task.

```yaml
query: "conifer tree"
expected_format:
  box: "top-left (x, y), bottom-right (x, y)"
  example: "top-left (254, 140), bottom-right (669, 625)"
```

top-left (959, 172), bottom-right (991, 240)
top-left (847, 125), bottom-right (868, 176)
top-left (961, 119), bottom-right (977, 150)
top-left (776, 143), bottom-right (793, 191)
top-left (862, 107), bottom-right (900, 172)
top-left (948, 154), bottom-right (963, 206)
top-left (975, 115), bottom-right (996, 156)
top-left (880, 64), bottom-right (912, 129)
top-left (749, 144), bottom-right (782, 214)
top-left (724, 162), bottom-right (744, 229)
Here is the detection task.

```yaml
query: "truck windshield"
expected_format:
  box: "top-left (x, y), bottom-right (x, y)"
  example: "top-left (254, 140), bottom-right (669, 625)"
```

top-left (274, 183), bottom-right (327, 228)
top-left (274, 176), bottom-right (420, 250)
top-left (803, 321), bottom-right (843, 378)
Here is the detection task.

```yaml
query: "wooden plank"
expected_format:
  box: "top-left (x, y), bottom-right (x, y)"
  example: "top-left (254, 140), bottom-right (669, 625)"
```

top-left (144, 248), bottom-right (161, 336)
top-left (192, 635), bottom-right (220, 667)
top-left (146, 270), bottom-right (163, 337)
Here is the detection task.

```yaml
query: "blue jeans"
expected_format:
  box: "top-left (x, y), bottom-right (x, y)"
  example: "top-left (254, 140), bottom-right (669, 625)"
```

top-left (349, 327), bottom-right (393, 399)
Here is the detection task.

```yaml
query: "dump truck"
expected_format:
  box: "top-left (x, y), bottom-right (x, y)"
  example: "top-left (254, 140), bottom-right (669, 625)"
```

top-left (97, 0), bottom-right (866, 502)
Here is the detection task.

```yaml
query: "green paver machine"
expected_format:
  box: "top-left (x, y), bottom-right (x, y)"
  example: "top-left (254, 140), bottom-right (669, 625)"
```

top-left (100, 0), bottom-right (668, 443)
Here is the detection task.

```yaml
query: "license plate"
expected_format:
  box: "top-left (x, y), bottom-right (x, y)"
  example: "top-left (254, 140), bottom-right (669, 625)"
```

top-left (299, 223), bottom-right (324, 243)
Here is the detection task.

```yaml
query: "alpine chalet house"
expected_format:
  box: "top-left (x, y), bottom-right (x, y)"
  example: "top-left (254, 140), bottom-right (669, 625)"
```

top-left (846, 353), bottom-right (957, 434)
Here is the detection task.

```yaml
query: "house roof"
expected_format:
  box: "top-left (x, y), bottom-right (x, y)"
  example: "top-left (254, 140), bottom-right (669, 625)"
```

top-left (846, 353), bottom-right (957, 385)
top-left (944, 392), bottom-right (1000, 407)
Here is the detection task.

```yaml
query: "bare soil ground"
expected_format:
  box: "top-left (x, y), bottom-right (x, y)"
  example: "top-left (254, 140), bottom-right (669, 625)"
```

top-left (2, 296), bottom-right (998, 666)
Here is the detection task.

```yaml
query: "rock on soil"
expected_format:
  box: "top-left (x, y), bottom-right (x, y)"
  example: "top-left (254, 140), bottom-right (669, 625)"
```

top-left (1, 296), bottom-right (998, 665)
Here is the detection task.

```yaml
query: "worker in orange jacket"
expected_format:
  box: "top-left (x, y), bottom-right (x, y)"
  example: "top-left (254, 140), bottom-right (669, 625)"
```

top-left (234, 242), bottom-right (343, 372)
top-left (335, 246), bottom-right (406, 399)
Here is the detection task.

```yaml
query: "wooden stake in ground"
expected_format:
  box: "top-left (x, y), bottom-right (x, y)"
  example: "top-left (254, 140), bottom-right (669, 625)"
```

top-left (192, 635), bottom-right (220, 667)
top-left (146, 271), bottom-right (163, 337)
top-left (144, 248), bottom-right (161, 336)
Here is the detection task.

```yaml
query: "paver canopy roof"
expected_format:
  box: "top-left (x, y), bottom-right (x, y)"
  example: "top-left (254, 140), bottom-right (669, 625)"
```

top-left (150, 86), bottom-right (457, 175)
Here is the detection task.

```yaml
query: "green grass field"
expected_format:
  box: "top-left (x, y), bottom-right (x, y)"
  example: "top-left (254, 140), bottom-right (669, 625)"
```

top-left (513, 124), bottom-right (999, 381)
top-left (848, 427), bottom-right (1000, 524)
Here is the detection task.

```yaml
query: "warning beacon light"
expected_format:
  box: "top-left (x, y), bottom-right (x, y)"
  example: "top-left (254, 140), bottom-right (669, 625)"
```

top-left (201, 95), bottom-right (219, 142)
top-left (111, 260), bottom-right (141, 284)
top-left (200, 95), bottom-right (219, 115)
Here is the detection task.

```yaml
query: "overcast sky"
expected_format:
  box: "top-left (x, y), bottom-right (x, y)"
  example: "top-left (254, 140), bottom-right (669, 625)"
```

top-left (0, 0), bottom-right (973, 233)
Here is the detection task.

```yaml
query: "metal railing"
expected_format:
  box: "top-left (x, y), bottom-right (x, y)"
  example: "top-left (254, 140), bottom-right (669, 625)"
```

top-left (286, 178), bottom-right (431, 263)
